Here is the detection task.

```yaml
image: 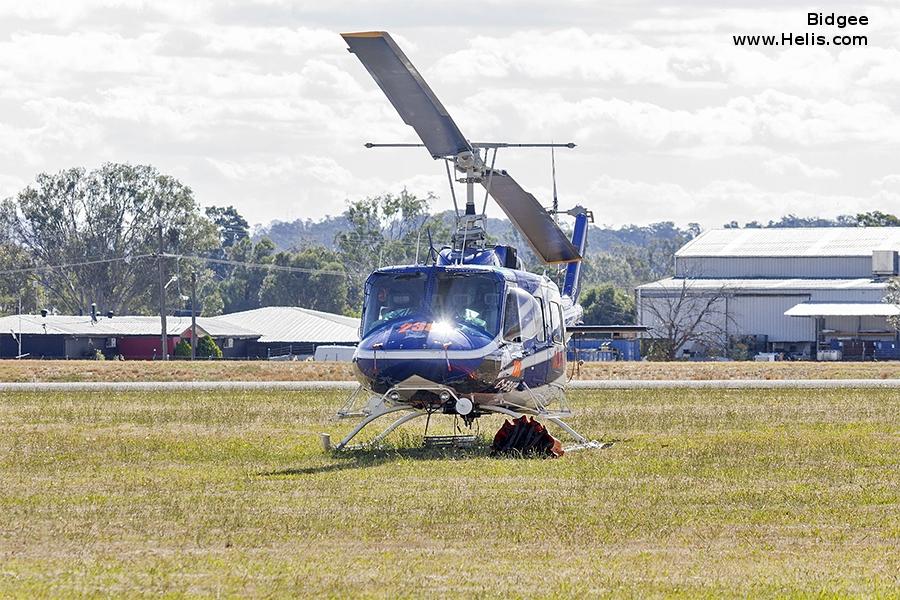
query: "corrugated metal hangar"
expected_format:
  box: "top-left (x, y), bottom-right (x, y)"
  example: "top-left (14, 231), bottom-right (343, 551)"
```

top-left (216, 306), bottom-right (361, 359)
top-left (0, 308), bottom-right (360, 360)
top-left (638, 227), bottom-right (900, 360)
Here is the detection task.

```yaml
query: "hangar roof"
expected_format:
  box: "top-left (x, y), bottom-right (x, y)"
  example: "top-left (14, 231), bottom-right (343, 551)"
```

top-left (0, 315), bottom-right (257, 338)
top-left (205, 307), bottom-right (360, 343)
top-left (677, 228), bottom-right (900, 258)
top-left (637, 278), bottom-right (888, 292)
top-left (0, 307), bottom-right (360, 344)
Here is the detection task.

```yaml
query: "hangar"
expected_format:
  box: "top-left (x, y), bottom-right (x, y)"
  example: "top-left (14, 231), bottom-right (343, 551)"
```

top-left (637, 227), bottom-right (900, 360)
top-left (209, 306), bottom-right (360, 359)
top-left (0, 314), bottom-right (258, 360)
top-left (0, 307), bottom-right (360, 360)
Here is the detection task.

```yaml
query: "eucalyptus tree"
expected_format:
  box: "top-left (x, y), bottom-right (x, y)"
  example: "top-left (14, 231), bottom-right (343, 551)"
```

top-left (0, 163), bottom-right (219, 315)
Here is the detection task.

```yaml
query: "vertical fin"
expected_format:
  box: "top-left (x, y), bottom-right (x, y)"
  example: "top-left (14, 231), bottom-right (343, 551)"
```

top-left (562, 212), bottom-right (589, 302)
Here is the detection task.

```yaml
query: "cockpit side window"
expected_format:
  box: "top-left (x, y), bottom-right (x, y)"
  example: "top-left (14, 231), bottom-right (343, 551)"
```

top-left (534, 298), bottom-right (547, 343)
top-left (517, 293), bottom-right (541, 342)
top-left (503, 287), bottom-right (544, 344)
top-left (549, 300), bottom-right (564, 343)
top-left (502, 291), bottom-right (521, 342)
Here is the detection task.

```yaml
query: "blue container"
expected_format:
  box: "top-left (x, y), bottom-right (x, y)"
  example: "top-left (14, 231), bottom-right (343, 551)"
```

top-left (567, 338), bottom-right (641, 361)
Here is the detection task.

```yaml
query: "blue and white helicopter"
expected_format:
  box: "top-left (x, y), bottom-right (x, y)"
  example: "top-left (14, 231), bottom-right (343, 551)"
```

top-left (329, 32), bottom-right (600, 453)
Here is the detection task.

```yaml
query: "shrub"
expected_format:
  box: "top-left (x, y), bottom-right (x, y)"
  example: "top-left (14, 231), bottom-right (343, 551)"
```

top-left (173, 339), bottom-right (191, 358)
top-left (197, 336), bottom-right (223, 359)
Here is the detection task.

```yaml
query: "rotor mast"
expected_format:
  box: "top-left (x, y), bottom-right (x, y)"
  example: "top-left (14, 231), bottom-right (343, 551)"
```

top-left (343, 31), bottom-right (584, 264)
top-left (365, 142), bottom-right (576, 257)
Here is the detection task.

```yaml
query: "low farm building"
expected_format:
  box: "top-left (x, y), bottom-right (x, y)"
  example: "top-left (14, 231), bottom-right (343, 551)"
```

top-left (637, 227), bottom-right (900, 360)
top-left (210, 306), bottom-right (360, 359)
top-left (0, 307), bottom-right (360, 360)
top-left (0, 315), bottom-right (258, 360)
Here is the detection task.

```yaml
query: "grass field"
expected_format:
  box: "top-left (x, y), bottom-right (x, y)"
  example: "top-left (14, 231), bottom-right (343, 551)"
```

top-left (2, 359), bottom-right (900, 383)
top-left (1, 388), bottom-right (897, 596)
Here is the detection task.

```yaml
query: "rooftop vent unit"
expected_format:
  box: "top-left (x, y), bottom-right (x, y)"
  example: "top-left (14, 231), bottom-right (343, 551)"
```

top-left (872, 250), bottom-right (899, 276)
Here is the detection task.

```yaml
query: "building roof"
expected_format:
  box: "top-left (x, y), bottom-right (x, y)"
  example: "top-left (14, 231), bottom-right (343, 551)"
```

top-left (677, 227), bottom-right (900, 258)
top-left (784, 302), bottom-right (900, 318)
top-left (205, 307), bottom-right (360, 343)
top-left (0, 314), bottom-right (258, 338)
top-left (637, 278), bottom-right (888, 292)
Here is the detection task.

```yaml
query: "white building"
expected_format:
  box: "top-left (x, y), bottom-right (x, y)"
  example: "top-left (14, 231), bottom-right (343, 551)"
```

top-left (637, 228), bottom-right (900, 360)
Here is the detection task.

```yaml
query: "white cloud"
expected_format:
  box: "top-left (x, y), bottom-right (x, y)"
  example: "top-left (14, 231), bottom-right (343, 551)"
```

top-left (587, 175), bottom-right (899, 228)
top-left (452, 88), bottom-right (900, 154)
top-left (872, 174), bottom-right (900, 189)
top-left (0, 174), bottom-right (27, 199)
top-left (0, 4), bottom-right (898, 227)
top-left (762, 155), bottom-right (839, 178)
top-left (431, 23), bottom-right (900, 94)
top-left (209, 155), bottom-right (356, 185)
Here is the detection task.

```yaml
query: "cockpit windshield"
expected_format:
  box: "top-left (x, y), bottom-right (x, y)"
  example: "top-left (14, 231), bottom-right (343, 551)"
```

top-left (362, 272), bottom-right (427, 335)
top-left (361, 270), bottom-right (504, 337)
top-left (432, 272), bottom-right (502, 336)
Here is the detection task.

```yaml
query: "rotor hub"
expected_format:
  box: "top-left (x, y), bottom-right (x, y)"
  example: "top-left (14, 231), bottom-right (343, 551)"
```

top-left (454, 149), bottom-right (483, 174)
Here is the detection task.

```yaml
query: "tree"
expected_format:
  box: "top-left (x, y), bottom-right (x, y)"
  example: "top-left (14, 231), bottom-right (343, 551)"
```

top-left (259, 246), bottom-right (349, 314)
top-left (765, 214), bottom-right (857, 228)
top-left (335, 189), bottom-right (437, 308)
top-left (0, 163), bottom-right (219, 315)
top-left (856, 211), bottom-right (900, 227)
top-left (219, 237), bottom-right (276, 313)
top-left (887, 278), bottom-right (900, 332)
top-left (173, 339), bottom-right (191, 358)
top-left (196, 336), bottom-right (222, 358)
top-left (580, 284), bottom-right (635, 325)
top-left (0, 242), bottom-right (42, 315)
top-left (205, 205), bottom-right (250, 248)
top-left (640, 279), bottom-right (736, 360)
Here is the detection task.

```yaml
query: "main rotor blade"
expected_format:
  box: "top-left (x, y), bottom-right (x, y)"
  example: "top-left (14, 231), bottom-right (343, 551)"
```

top-left (342, 31), bottom-right (472, 159)
top-left (481, 170), bottom-right (581, 264)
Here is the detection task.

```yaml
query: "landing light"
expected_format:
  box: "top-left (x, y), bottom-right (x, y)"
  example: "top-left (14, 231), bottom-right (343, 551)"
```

top-left (455, 397), bottom-right (474, 416)
top-left (388, 391), bottom-right (400, 401)
top-left (439, 391), bottom-right (451, 402)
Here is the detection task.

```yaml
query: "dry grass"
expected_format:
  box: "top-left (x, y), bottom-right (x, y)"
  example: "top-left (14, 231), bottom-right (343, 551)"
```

top-left (1, 358), bottom-right (900, 383)
top-left (0, 359), bottom-right (356, 383)
top-left (0, 388), bottom-right (897, 597)
top-left (575, 361), bottom-right (900, 381)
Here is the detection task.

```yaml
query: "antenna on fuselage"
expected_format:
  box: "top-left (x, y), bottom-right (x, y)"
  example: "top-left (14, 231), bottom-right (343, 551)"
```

top-left (426, 227), bottom-right (438, 265)
top-left (551, 146), bottom-right (559, 219)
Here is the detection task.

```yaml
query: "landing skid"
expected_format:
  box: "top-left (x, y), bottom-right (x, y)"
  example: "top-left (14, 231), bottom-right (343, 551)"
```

top-left (324, 385), bottom-right (601, 453)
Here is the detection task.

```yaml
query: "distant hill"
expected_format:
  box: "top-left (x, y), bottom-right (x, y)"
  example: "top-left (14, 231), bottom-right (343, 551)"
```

top-left (255, 210), bottom-right (694, 258)
top-left (249, 209), bottom-right (895, 291)
top-left (253, 215), bottom-right (350, 250)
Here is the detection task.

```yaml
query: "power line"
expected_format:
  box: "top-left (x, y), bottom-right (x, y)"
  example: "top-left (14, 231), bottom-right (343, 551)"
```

top-left (163, 253), bottom-right (351, 277)
top-left (0, 252), bottom-right (352, 279)
top-left (0, 254), bottom-right (156, 277)
top-left (0, 247), bottom-right (414, 280)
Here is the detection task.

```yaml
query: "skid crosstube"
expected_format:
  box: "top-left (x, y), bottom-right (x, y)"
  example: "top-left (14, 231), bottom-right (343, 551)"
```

top-left (325, 384), bottom-right (601, 452)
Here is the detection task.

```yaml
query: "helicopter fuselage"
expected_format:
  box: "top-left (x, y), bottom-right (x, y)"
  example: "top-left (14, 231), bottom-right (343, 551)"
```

top-left (353, 258), bottom-right (570, 413)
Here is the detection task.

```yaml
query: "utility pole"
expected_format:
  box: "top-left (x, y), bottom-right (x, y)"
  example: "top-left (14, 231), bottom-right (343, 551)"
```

top-left (157, 220), bottom-right (168, 361)
top-left (190, 270), bottom-right (197, 360)
top-left (16, 296), bottom-right (22, 359)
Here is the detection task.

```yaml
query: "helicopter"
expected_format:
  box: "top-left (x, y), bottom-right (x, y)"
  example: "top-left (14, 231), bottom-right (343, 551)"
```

top-left (327, 31), bottom-right (600, 454)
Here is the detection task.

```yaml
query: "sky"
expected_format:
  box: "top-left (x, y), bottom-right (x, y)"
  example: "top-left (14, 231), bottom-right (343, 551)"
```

top-left (1, 0), bottom-right (899, 231)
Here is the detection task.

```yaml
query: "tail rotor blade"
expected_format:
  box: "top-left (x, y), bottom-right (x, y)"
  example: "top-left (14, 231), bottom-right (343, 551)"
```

top-left (482, 170), bottom-right (581, 264)
top-left (342, 31), bottom-right (472, 159)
